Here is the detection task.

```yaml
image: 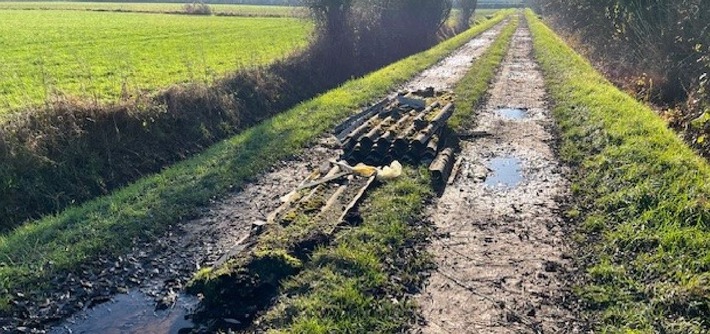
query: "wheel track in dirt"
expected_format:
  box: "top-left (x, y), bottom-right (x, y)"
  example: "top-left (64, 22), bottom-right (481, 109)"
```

top-left (414, 18), bottom-right (580, 334)
top-left (38, 20), bottom-right (511, 334)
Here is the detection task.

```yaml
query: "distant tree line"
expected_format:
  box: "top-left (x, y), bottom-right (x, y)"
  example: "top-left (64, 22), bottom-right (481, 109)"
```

top-left (303, 0), bottom-right (453, 77)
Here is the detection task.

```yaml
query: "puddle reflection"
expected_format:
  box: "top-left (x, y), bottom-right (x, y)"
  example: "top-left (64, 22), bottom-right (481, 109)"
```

top-left (485, 157), bottom-right (522, 188)
top-left (495, 107), bottom-right (527, 120)
top-left (50, 290), bottom-right (197, 334)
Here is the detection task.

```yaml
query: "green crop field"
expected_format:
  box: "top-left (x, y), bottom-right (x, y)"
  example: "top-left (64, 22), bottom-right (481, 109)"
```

top-left (0, 2), bottom-right (305, 16)
top-left (0, 9), bottom-right (311, 113)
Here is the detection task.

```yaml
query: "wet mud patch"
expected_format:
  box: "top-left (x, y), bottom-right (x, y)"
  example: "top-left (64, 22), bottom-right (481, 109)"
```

top-left (484, 156), bottom-right (523, 188)
top-left (415, 18), bottom-right (580, 333)
top-left (50, 290), bottom-right (197, 334)
top-left (495, 107), bottom-right (527, 120)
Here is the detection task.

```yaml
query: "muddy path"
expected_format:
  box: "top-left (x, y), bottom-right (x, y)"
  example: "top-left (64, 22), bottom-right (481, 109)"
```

top-left (414, 19), bottom-right (580, 333)
top-left (10, 20), bottom-right (512, 334)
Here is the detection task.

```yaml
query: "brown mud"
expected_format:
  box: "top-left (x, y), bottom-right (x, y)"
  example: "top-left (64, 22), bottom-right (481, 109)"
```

top-left (414, 20), bottom-right (580, 333)
top-left (19, 20), bottom-right (511, 334)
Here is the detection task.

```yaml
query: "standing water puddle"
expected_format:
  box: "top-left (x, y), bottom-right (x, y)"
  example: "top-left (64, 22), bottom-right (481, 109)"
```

top-left (485, 157), bottom-right (523, 188)
top-left (495, 107), bottom-right (527, 120)
top-left (50, 290), bottom-right (197, 334)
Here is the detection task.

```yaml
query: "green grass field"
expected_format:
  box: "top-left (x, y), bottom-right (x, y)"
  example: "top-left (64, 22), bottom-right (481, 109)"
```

top-left (0, 9), bottom-right (311, 112)
top-left (0, 2), bottom-right (305, 16)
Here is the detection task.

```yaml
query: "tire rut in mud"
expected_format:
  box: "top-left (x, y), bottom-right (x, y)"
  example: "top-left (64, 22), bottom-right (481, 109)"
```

top-left (414, 18), bottom-right (580, 334)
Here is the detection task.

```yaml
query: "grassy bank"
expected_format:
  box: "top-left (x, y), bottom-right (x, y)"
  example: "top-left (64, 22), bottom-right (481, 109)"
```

top-left (527, 10), bottom-right (710, 333)
top-left (0, 10), bottom-right (512, 315)
top-left (257, 168), bottom-right (432, 333)
top-left (0, 9), bottom-right (309, 230)
top-left (0, 10), bottom-right (309, 112)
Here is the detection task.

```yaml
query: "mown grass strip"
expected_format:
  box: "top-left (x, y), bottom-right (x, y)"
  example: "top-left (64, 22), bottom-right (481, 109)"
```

top-left (257, 168), bottom-right (432, 333)
top-left (0, 10), bottom-right (513, 312)
top-left (526, 10), bottom-right (710, 333)
top-left (449, 14), bottom-right (519, 131)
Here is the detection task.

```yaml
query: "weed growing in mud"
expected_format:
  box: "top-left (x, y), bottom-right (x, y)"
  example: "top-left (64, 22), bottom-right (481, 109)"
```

top-left (527, 10), bottom-right (710, 333)
top-left (0, 11), bottom-right (512, 322)
top-left (256, 168), bottom-right (434, 333)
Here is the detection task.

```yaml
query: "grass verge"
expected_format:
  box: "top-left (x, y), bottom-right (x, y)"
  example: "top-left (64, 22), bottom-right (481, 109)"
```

top-left (0, 10), bottom-right (512, 315)
top-left (256, 168), bottom-right (432, 333)
top-left (527, 10), bottom-right (710, 333)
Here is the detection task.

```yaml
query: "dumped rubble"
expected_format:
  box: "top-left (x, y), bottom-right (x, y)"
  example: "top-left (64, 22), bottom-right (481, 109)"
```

top-left (336, 89), bottom-right (454, 165)
top-left (186, 88), bottom-right (459, 331)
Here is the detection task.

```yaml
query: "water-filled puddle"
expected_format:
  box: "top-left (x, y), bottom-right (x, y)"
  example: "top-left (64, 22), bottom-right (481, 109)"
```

top-left (485, 157), bottom-right (522, 188)
top-left (496, 107), bottom-right (527, 120)
top-left (50, 290), bottom-right (197, 334)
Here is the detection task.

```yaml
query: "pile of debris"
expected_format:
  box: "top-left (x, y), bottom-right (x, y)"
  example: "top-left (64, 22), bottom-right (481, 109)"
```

top-left (260, 87), bottom-right (458, 231)
top-left (189, 88), bottom-right (459, 331)
top-left (334, 88), bottom-right (458, 186)
top-left (336, 88), bottom-right (454, 165)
